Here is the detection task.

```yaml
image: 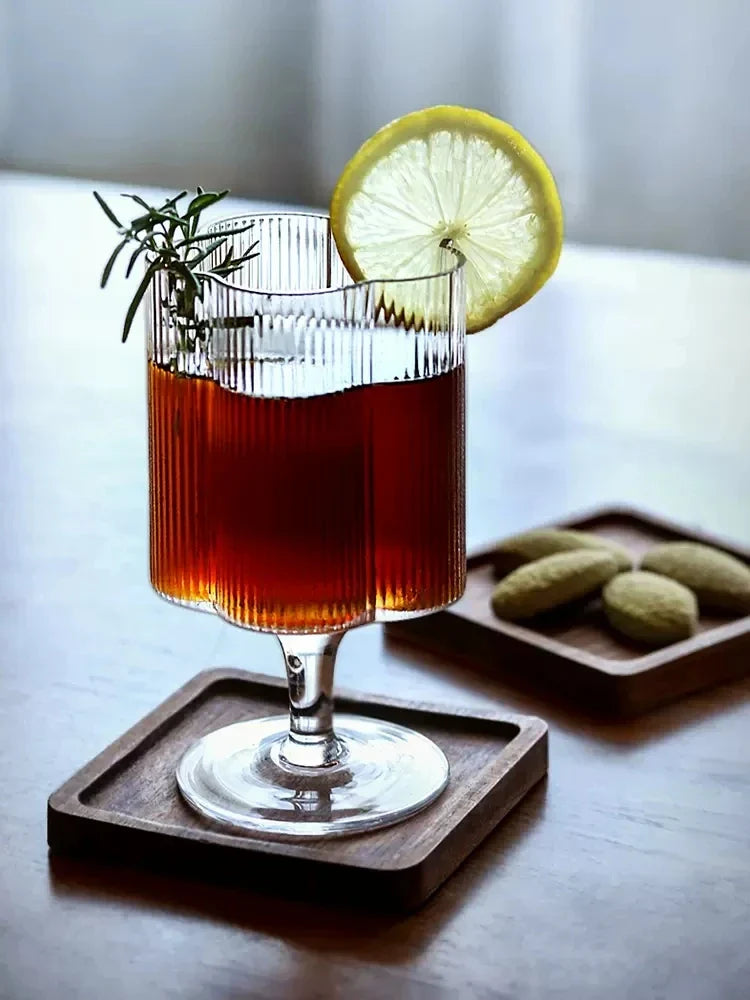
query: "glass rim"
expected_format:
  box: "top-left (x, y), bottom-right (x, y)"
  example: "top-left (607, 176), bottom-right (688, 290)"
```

top-left (201, 211), bottom-right (466, 297)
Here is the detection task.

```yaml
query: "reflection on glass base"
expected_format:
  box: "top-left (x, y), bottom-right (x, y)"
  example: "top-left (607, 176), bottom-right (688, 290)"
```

top-left (176, 714), bottom-right (449, 838)
top-left (376, 601), bottom-right (460, 622)
top-left (212, 603), bottom-right (372, 634)
top-left (152, 586), bottom-right (215, 615)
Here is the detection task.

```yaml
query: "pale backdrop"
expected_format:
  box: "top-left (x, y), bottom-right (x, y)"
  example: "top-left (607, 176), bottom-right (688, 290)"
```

top-left (1, 0), bottom-right (749, 258)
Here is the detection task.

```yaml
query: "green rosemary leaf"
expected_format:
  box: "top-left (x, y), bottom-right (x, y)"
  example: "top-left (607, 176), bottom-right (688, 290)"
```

top-left (124, 210), bottom-right (182, 237)
top-left (211, 263), bottom-right (254, 277)
top-left (127, 212), bottom-right (156, 234)
top-left (159, 191), bottom-right (188, 210)
top-left (122, 259), bottom-right (160, 343)
top-left (187, 238), bottom-right (226, 267)
top-left (124, 243), bottom-right (149, 279)
top-left (100, 238), bottom-right (128, 288)
top-left (213, 246), bottom-right (259, 276)
top-left (185, 190), bottom-right (228, 219)
top-left (93, 191), bottom-right (123, 228)
top-left (154, 245), bottom-right (179, 260)
top-left (234, 241), bottom-right (260, 261)
top-left (209, 239), bottom-right (259, 274)
top-left (172, 232), bottom-right (228, 250)
top-left (216, 246), bottom-right (235, 269)
top-left (98, 186), bottom-right (256, 341)
top-left (186, 190), bottom-right (228, 238)
top-left (120, 193), bottom-right (151, 211)
top-left (148, 209), bottom-right (191, 228)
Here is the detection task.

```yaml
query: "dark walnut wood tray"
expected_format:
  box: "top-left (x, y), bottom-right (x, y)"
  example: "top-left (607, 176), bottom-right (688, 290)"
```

top-left (387, 506), bottom-right (750, 717)
top-left (47, 668), bottom-right (547, 911)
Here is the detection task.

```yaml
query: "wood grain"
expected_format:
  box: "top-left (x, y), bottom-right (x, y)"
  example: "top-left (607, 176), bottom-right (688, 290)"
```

top-left (387, 506), bottom-right (750, 715)
top-left (2, 173), bottom-right (750, 1000)
top-left (47, 669), bottom-right (547, 911)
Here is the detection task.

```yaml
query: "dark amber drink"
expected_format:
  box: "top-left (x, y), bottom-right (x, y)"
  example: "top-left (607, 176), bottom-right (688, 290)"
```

top-left (372, 364), bottom-right (465, 617)
top-left (147, 362), bottom-right (213, 607)
top-left (210, 365), bottom-right (465, 632)
top-left (210, 379), bottom-right (371, 632)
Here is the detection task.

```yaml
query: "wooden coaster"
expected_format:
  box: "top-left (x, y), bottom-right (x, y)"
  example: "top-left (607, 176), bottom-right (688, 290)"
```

top-left (387, 505), bottom-right (750, 717)
top-left (48, 668), bottom-right (547, 911)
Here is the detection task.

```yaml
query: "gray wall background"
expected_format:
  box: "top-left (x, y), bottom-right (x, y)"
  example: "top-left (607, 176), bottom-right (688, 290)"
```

top-left (1, 0), bottom-right (749, 259)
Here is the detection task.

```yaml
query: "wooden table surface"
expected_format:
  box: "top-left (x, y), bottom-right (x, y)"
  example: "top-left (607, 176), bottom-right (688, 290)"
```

top-left (1, 172), bottom-right (749, 1000)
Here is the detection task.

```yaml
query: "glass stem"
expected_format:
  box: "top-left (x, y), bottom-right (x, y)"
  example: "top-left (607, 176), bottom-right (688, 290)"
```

top-left (278, 632), bottom-right (344, 769)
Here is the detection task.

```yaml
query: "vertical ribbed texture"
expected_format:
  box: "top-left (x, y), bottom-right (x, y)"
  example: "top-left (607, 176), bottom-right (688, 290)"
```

top-left (146, 272), bottom-right (213, 609)
top-left (371, 364), bottom-right (466, 618)
top-left (211, 382), bottom-right (371, 632)
top-left (145, 213), bottom-right (466, 632)
top-left (147, 363), bottom-right (213, 607)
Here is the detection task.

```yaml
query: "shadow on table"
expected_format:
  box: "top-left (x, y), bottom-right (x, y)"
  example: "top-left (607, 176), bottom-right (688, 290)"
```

top-left (48, 779), bottom-right (546, 959)
top-left (384, 632), bottom-right (750, 750)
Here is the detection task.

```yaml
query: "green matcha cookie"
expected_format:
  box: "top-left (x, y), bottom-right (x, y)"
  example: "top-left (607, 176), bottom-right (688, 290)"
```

top-left (493, 528), bottom-right (632, 577)
top-left (641, 542), bottom-right (750, 614)
top-left (491, 549), bottom-right (619, 621)
top-left (603, 571), bottom-right (698, 646)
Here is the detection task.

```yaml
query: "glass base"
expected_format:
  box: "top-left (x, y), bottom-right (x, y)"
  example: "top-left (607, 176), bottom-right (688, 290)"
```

top-left (176, 714), bottom-right (449, 838)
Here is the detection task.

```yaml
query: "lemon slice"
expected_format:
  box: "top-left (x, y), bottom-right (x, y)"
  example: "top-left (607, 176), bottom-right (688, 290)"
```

top-left (330, 105), bottom-right (563, 332)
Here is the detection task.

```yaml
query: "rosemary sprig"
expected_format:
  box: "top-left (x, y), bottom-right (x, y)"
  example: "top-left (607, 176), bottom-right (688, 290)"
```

top-left (94, 187), bottom-right (259, 342)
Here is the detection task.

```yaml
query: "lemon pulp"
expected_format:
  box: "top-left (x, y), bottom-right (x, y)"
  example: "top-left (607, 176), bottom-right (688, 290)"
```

top-left (330, 106), bottom-right (563, 332)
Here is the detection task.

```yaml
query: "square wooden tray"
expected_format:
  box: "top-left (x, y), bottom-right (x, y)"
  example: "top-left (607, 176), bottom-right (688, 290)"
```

top-left (386, 506), bottom-right (750, 717)
top-left (47, 668), bottom-right (547, 911)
